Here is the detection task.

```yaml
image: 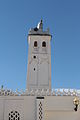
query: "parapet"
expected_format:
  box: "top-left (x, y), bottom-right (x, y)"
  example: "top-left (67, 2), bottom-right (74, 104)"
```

top-left (0, 88), bottom-right (80, 97)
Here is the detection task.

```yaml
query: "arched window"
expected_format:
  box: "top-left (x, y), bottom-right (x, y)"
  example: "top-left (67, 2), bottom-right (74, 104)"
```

top-left (34, 41), bottom-right (37, 47)
top-left (42, 41), bottom-right (46, 47)
top-left (8, 111), bottom-right (20, 120)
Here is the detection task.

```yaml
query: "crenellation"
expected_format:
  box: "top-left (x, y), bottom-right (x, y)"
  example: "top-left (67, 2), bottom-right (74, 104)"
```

top-left (0, 88), bottom-right (79, 97)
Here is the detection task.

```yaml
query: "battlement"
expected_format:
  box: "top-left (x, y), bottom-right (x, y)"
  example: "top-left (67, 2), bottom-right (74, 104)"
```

top-left (28, 20), bottom-right (51, 36)
top-left (0, 88), bottom-right (80, 97)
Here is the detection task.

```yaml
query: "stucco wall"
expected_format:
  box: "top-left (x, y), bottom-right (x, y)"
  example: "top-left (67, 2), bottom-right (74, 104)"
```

top-left (0, 96), bottom-right (80, 120)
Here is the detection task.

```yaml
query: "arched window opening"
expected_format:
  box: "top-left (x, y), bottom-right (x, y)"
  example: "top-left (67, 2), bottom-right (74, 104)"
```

top-left (34, 68), bottom-right (35, 71)
top-left (42, 41), bottom-right (46, 47)
top-left (34, 41), bottom-right (37, 47)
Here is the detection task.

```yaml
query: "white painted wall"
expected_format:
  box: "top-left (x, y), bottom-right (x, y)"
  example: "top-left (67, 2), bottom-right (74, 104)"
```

top-left (0, 97), bottom-right (4, 120)
top-left (24, 96), bottom-right (36, 120)
top-left (0, 96), bottom-right (80, 120)
top-left (45, 96), bottom-right (80, 120)
top-left (27, 35), bottom-right (51, 90)
top-left (4, 97), bottom-right (24, 120)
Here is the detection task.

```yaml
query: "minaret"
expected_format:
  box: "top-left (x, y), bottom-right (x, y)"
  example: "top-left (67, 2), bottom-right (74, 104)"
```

top-left (27, 20), bottom-right (52, 90)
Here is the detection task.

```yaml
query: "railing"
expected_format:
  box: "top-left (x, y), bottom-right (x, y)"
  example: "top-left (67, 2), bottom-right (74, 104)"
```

top-left (0, 88), bottom-right (80, 96)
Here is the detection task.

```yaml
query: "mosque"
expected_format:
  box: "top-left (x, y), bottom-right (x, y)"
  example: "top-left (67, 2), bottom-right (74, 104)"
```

top-left (0, 20), bottom-right (80, 120)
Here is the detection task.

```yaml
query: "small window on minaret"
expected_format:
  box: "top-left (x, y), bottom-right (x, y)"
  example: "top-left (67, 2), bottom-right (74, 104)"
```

top-left (34, 68), bottom-right (35, 71)
top-left (33, 56), bottom-right (36, 59)
top-left (34, 41), bottom-right (37, 47)
top-left (42, 41), bottom-right (46, 47)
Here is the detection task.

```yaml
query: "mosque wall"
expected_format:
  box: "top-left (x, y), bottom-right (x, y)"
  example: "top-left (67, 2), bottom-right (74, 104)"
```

top-left (0, 95), bottom-right (80, 120)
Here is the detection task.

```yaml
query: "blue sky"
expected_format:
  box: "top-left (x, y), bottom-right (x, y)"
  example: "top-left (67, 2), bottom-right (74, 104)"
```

top-left (0, 0), bottom-right (80, 90)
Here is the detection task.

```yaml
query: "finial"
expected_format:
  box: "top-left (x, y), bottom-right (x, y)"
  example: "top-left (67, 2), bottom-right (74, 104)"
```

top-left (37, 19), bottom-right (43, 30)
top-left (41, 19), bottom-right (43, 23)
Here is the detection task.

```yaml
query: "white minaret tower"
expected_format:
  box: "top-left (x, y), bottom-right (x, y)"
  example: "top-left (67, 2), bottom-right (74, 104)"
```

top-left (27, 20), bottom-right (52, 90)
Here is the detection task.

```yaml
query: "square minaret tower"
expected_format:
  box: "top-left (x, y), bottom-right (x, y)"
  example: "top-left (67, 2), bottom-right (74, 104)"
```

top-left (27, 20), bottom-right (52, 90)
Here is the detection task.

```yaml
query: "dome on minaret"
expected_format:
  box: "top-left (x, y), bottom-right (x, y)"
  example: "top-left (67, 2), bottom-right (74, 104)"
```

top-left (37, 19), bottom-right (43, 30)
